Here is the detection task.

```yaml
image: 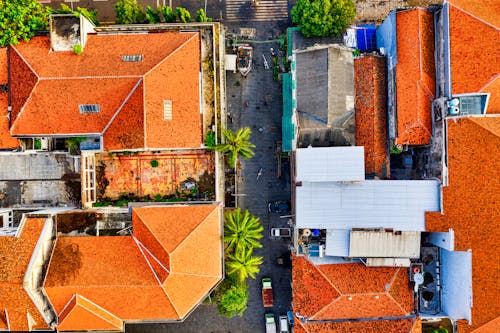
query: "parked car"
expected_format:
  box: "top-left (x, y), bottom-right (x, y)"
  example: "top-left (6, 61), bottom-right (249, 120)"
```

top-left (271, 228), bottom-right (292, 237)
top-left (279, 315), bottom-right (289, 333)
top-left (265, 313), bottom-right (277, 333)
top-left (262, 277), bottom-right (274, 307)
top-left (268, 201), bottom-right (291, 213)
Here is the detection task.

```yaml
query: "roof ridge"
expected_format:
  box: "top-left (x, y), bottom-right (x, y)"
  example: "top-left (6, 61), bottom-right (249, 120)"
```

top-left (74, 294), bottom-right (123, 328)
top-left (11, 79), bottom-right (41, 133)
top-left (386, 267), bottom-right (401, 291)
top-left (314, 262), bottom-right (343, 300)
top-left (102, 77), bottom-right (143, 134)
top-left (133, 237), bottom-right (164, 285)
top-left (133, 208), bottom-right (171, 257)
top-left (159, 286), bottom-right (181, 319)
top-left (385, 290), bottom-right (409, 316)
top-left (10, 46), bottom-right (40, 79)
top-left (479, 73), bottom-right (500, 93)
top-left (467, 116), bottom-right (500, 138)
top-left (143, 33), bottom-right (198, 78)
top-left (448, 2), bottom-right (500, 30)
top-left (167, 271), bottom-right (221, 279)
top-left (310, 295), bottom-right (343, 320)
top-left (38, 76), bottom-right (143, 80)
top-left (169, 205), bottom-right (220, 255)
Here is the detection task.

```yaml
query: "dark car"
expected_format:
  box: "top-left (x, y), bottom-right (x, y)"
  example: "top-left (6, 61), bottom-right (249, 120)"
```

top-left (268, 201), bottom-right (291, 213)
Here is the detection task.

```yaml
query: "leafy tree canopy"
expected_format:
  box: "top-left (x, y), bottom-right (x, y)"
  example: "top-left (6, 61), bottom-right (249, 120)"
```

top-left (224, 207), bottom-right (263, 254)
top-left (115, 0), bottom-right (144, 24)
top-left (0, 0), bottom-right (52, 47)
top-left (291, 0), bottom-right (355, 37)
top-left (145, 6), bottom-right (160, 23)
top-left (54, 4), bottom-right (99, 26)
top-left (214, 127), bottom-right (256, 168)
top-left (159, 6), bottom-right (176, 23)
top-left (217, 282), bottom-right (249, 318)
top-left (226, 247), bottom-right (263, 283)
top-left (195, 8), bottom-right (212, 22)
top-left (176, 7), bottom-right (191, 23)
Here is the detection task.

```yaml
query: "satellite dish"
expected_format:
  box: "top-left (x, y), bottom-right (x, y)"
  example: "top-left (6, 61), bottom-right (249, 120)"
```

top-left (302, 229), bottom-right (312, 237)
top-left (413, 273), bottom-right (424, 292)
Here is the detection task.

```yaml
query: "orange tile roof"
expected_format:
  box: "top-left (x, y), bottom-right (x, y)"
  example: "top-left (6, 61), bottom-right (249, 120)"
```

top-left (10, 32), bottom-right (202, 150)
top-left (57, 295), bottom-right (122, 332)
top-left (43, 204), bottom-right (222, 329)
top-left (426, 117), bottom-right (500, 332)
top-left (11, 78), bottom-right (141, 136)
top-left (144, 33), bottom-right (201, 148)
top-left (0, 48), bottom-right (7, 84)
top-left (0, 92), bottom-right (19, 149)
top-left (292, 256), bottom-right (414, 331)
top-left (448, 2), bottom-right (500, 113)
top-left (354, 55), bottom-right (389, 177)
top-left (0, 217), bottom-right (50, 331)
top-left (472, 316), bottom-right (500, 333)
top-left (12, 33), bottom-right (194, 78)
top-left (395, 9), bottom-right (435, 145)
top-left (295, 316), bottom-right (415, 333)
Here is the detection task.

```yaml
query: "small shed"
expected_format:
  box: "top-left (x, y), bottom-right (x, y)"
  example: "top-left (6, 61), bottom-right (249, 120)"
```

top-left (224, 54), bottom-right (237, 73)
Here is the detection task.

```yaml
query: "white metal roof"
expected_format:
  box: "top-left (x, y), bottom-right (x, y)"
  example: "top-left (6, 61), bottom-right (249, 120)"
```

top-left (224, 54), bottom-right (237, 72)
top-left (295, 146), bottom-right (365, 182)
top-left (441, 249), bottom-right (472, 323)
top-left (325, 229), bottom-right (350, 256)
top-left (349, 230), bottom-right (421, 258)
top-left (296, 180), bottom-right (440, 231)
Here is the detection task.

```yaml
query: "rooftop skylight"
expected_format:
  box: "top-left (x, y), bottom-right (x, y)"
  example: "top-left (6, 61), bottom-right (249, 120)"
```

top-left (122, 55), bottom-right (144, 62)
top-left (79, 104), bottom-right (100, 113)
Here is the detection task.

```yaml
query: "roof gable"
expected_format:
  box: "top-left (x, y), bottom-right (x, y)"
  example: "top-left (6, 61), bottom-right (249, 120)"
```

top-left (57, 295), bottom-right (122, 332)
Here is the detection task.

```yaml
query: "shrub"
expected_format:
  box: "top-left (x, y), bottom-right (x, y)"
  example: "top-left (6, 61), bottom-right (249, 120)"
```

top-left (73, 44), bottom-right (83, 55)
top-left (217, 282), bottom-right (248, 318)
top-left (176, 7), bottom-right (191, 23)
top-left (150, 159), bottom-right (159, 168)
top-left (204, 130), bottom-right (216, 148)
top-left (195, 8), bottom-right (212, 22)
top-left (160, 6), bottom-right (176, 22)
top-left (115, 0), bottom-right (144, 24)
top-left (145, 6), bottom-right (160, 23)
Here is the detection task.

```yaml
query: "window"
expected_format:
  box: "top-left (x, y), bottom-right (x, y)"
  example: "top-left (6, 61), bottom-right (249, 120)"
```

top-left (122, 55), bottom-right (143, 62)
top-left (163, 100), bottom-right (172, 120)
top-left (455, 94), bottom-right (489, 115)
top-left (79, 104), bottom-right (100, 113)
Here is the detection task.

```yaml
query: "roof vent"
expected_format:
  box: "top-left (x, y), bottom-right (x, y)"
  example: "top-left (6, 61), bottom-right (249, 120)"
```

top-left (163, 100), bottom-right (172, 120)
top-left (79, 104), bottom-right (100, 113)
top-left (122, 55), bottom-right (144, 62)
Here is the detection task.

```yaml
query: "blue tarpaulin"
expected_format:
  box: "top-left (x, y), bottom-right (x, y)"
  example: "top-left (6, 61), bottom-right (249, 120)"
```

top-left (356, 25), bottom-right (377, 51)
top-left (376, 11), bottom-right (397, 69)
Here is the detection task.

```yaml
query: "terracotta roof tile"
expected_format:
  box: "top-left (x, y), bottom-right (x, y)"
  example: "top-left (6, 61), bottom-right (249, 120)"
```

top-left (0, 48), bottom-right (7, 84)
top-left (0, 92), bottom-right (19, 149)
top-left (448, 4), bottom-right (500, 99)
top-left (12, 33), bottom-right (195, 78)
top-left (10, 32), bottom-right (202, 150)
top-left (395, 9), bottom-right (435, 145)
top-left (0, 217), bottom-right (49, 331)
top-left (354, 55), bottom-right (389, 177)
top-left (294, 318), bottom-right (415, 333)
top-left (293, 257), bottom-right (414, 331)
top-left (43, 204), bottom-right (222, 328)
top-left (292, 256), bottom-right (341, 317)
top-left (481, 79), bottom-right (500, 114)
top-left (57, 295), bottom-right (122, 331)
top-left (472, 316), bottom-right (500, 333)
top-left (426, 117), bottom-right (500, 332)
top-left (11, 78), bottom-right (141, 136)
top-left (448, 0), bottom-right (500, 34)
top-left (144, 34), bottom-right (202, 148)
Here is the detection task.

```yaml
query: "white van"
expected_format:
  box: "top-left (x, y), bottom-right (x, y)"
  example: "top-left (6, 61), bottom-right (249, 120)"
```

top-left (279, 315), bottom-right (289, 333)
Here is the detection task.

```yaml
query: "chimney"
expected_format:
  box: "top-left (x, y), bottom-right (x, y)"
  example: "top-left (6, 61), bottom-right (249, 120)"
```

top-left (49, 14), bottom-right (95, 52)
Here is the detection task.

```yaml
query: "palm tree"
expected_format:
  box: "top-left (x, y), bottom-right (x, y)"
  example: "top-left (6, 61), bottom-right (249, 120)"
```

top-left (214, 127), bottom-right (256, 168)
top-left (224, 208), bottom-right (263, 254)
top-left (226, 247), bottom-right (263, 283)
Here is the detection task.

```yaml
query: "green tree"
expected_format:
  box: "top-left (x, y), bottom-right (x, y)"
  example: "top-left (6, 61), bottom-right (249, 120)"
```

top-left (217, 282), bottom-right (248, 317)
top-left (195, 8), bottom-right (212, 22)
top-left (145, 6), bottom-right (160, 23)
top-left (226, 247), bottom-right (263, 283)
top-left (224, 207), bottom-right (263, 254)
top-left (214, 127), bottom-right (256, 168)
top-left (115, 0), bottom-right (144, 24)
top-left (291, 0), bottom-right (355, 37)
top-left (54, 4), bottom-right (99, 26)
top-left (0, 0), bottom-right (52, 47)
top-left (176, 7), bottom-right (191, 23)
top-left (159, 6), bottom-right (176, 23)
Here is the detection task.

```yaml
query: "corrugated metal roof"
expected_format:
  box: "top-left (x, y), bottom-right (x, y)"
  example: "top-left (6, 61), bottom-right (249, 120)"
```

top-left (296, 146), bottom-right (365, 182)
top-left (349, 230), bottom-right (421, 258)
top-left (325, 229), bottom-right (350, 256)
top-left (365, 258), bottom-right (411, 267)
top-left (296, 180), bottom-right (440, 231)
